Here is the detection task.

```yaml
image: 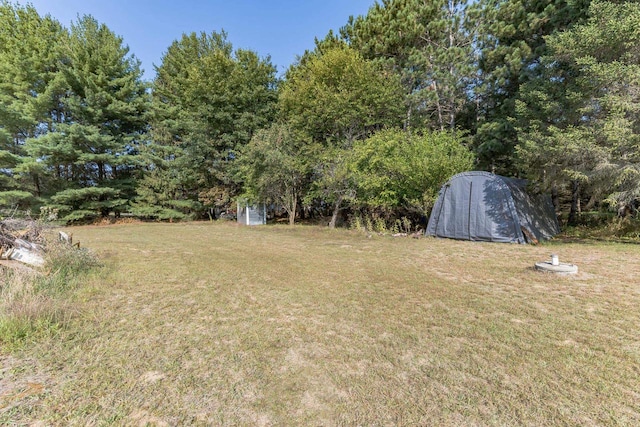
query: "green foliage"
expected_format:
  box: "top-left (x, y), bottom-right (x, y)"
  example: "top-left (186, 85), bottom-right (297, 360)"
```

top-left (137, 31), bottom-right (278, 219)
top-left (473, 0), bottom-right (591, 173)
top-left (279, 45), bottom-right (404, 226)
top-left (50, 187), bottom-right (126, 222)
top-left (0, 2), bottom-right (65, 210)
top-left (40, 241), bottom-right (101, 292)
top-left (517, 0), bottom-right (640, 213)
top-left (2, 0), bottom-right (636, 233)
top-left (129, 204), bottom-right (189, 221)
top-left (19, 14), bottom-right (150, 218)
top-left (350, 212), bottom-right (417, 235)
top-left (563, 218), bottom-right (640, 242)
top-left (343, 0), bottom-right (478, 131)
top-left (236, 123), bottom-right (312, 225)
top-left (280, 45), bottom-right (404, 146)
top-left (350, 128), bottom-right (474, 215)
top-left (304, 146), bottom-right (357, 228)
top-left (0, 190), bottom-right (37, 213)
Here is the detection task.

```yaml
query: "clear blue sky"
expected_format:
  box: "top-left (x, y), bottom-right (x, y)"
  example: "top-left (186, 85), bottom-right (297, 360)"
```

top-left (25, 0), bottom-right (377, 81)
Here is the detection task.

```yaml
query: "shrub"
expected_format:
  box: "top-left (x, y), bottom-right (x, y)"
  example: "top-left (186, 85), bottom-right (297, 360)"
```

top-left (350, 128), bottom-right (474, 217)
top-left (39, 242), bottom-right (100, 294)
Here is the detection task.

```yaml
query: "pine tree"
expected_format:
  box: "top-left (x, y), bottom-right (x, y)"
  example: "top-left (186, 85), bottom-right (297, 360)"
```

top-left (517, 1), bottom-right (640, 222)
top-left (473, 0), bottom-right (590, 174)
top-left (342, 0), bottom-right (478, 131)
top-left (135, 31), bottom-right (278, 220)
top-left (25, 15), bottom-right (150, 221)
top-left (0, 2), bottom-right (64, 213)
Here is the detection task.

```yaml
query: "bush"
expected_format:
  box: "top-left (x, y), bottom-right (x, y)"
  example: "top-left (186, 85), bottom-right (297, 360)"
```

top-left (350, 128), bottom-right (474, 217)
top-left (38, 242), bottom-right (100, 294)
top-left (350, 212), bottom-right (417, 235)
top-left (563, 217), bottom-right (640, 241)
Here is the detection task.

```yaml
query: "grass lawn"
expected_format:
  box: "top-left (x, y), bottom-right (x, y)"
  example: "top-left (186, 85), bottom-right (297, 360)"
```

top-left (1, 221), bottom-right (639, 425)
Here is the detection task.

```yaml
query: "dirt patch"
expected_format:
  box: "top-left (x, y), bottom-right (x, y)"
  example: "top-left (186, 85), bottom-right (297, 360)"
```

top-left (139, 371), bottom-right (166, 384)
top-left (128, 409), bottom-right (170, 427)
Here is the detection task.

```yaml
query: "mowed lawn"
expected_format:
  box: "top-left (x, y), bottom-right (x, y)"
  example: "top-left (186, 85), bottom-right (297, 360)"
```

top-left (2, 222), bottom-right (640, 426)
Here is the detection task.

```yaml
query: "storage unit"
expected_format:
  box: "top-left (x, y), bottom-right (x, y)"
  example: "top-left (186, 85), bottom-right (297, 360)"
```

top-left (237, 201), bottom-right (266, 226)
top-left (426, 171), bottom-right (559, 243)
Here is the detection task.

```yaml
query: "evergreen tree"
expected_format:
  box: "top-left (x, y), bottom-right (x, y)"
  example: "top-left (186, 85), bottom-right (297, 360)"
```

top-left (342, 0), bottom-right (478, 131)
top-left (25, 15), bottom-right (149, 221)
top-left (0, 2), bottom-right (64, 212)
top-left (135, 31), bottom-right (277, 220)
top-left (473, 0), bottom-right (590, 173)
top-left (517, 1), bottom-right (640, 222)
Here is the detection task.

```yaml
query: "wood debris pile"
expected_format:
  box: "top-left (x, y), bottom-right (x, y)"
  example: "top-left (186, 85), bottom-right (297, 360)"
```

top-left (0, 219), bottom-right (47, 267)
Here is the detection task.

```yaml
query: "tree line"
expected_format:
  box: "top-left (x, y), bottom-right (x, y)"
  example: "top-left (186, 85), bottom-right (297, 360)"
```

top-left (1, 0), bottom-right (638, 228)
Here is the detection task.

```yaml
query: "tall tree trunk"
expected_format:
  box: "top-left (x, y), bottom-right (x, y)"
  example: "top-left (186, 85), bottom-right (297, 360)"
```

top-left (33, 174), bottom-right (41, 197)
top-left (329, 195), bottom-right (344, 229)
top-left (207, 208), bottom-right (216, 221)
top-left (288, 196), bottom-right (297, 226)
top-left (433, 81), bottom-right (445, 131)
top-left (568, 180), bottom-right (580, 226)
top-left (405, 104), bottom-right (412, 132)
top-left (551, 185), bottom-right (560, 223)
top-left (298, 196), bottom-right (306, 220)
top-left (448, 94), bottom-right (456, 130)
top-left (448, 2), bottom-right (456, 130)
top-left (584, 195), bottom-right (597, 212)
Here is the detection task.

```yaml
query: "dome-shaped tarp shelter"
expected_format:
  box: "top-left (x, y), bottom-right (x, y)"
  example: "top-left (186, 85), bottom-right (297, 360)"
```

top-left (426, 172), bottom-right (560, 243)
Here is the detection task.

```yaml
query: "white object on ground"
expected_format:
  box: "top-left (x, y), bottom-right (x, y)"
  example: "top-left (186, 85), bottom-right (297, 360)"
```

top-left (535, 260), bottom-right (578, 275)
top-left (59, 231), bottom-right (72, 244)
top-left (3, 247), bottom-right (45, 267)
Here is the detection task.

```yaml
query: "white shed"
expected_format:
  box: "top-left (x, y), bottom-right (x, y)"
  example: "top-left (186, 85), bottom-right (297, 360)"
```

top-left (236, 200), bottom-right (266, 226)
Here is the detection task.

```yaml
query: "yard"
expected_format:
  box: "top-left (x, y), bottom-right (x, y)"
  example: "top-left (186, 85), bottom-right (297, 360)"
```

top-left (2, 222), bottom-right (639, 425)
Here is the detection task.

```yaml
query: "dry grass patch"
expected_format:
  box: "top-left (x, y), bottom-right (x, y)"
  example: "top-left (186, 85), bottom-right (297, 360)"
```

top-left (1, 240), bottom-right (102, 338)
top-left (1, 222), bottom-right (639, 425)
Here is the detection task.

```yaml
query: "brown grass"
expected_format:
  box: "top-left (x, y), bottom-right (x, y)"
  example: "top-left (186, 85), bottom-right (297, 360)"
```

top-left (0, 265), bottom-right (66, 345)
top-left (2, 222), bottom-right (639, 425)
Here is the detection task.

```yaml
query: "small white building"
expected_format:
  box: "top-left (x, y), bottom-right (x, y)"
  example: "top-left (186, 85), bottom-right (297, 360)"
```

top-left (236, 200), bottom-right (266, 226)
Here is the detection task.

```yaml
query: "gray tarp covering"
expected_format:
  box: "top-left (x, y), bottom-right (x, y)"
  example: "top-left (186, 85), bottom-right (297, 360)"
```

top-left (426, 171), bottom-right (560, 243)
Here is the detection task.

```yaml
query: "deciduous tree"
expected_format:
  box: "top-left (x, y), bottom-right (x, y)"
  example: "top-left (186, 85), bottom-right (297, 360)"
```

top-left (279, 45), bottom-right (404, 226)
top-left (350, 128), bottom-right (474, 217)
top-left (236, 123), bottom-right (312, 225)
